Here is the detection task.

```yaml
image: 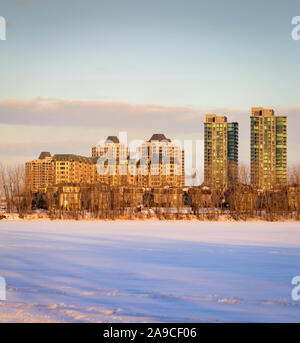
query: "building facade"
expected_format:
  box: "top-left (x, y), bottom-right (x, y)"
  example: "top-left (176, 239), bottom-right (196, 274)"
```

top-left (52, 154), bottom-right (97, 185)
top-left (25, 152), bottom-right (53, 193)
top-left (204, 115), bottom-right (239, 189)
top-left (137, 134), bottom-right (185, 188)
top-left (92, 134), bottom-right (185, 188)
top-left (250, 107), bottom-right (287, 189)
top-left (26, 133), bottom-right (185, 193)
top-left (92, 136), bottom-right (131, 186)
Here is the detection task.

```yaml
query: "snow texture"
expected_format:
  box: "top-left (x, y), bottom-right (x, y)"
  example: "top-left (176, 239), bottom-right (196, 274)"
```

top-left (0, 220), bottom-right (300, 322)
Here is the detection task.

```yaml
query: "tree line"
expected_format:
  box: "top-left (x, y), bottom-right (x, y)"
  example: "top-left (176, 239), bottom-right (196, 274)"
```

top-left (0, 162), bottom-right (299, 221)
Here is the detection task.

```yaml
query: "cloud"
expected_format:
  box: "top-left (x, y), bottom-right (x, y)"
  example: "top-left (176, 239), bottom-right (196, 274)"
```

top-left (0, 98), bottom-right (262, 135)
top-left (0, 98), bottom-right (206, 134)
top-left (16, 0), bottom-right (32, 6)
top-left (0, 140), bottom-right (94, 158)
top-left (0, 98), bottom-right (299, 166)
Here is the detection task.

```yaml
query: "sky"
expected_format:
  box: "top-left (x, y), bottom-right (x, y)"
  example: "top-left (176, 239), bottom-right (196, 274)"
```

top-left (0, 0), bottom-right (299, 177)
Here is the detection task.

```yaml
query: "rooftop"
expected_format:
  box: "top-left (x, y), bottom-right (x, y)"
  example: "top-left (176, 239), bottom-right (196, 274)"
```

top-left (105, 136), bottom-right (120, 144)
top-left (205, 115), bottom-right (227, 123)
top-left (251, 107), bottom-right (274, 117)
top-left (38, 152), bottom-right (51, 159)
top-left (148, 133), bottom-right (171, 142)
top-left (52, 154), bottom-right (97, 163)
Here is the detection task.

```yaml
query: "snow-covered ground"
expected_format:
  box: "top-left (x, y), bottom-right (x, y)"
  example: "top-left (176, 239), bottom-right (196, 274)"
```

top-left (0, 220), bottom-right (299, 322)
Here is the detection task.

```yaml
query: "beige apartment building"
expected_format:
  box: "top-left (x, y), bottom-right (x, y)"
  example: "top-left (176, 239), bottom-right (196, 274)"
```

top-left (26, 133), bottom-right (185, 193)
top-left (137, 134), bottom-right (185, 188)
top-left (25, 152), bottom-right (99, 193)
top-left (250, 107), bottom-right (287, 189)
top-left (204, 115), bottom-right (239, 189)
top-left (52, 154), bottom-right (97, 185)
top-left (92, 136), bottom-right (131, 186)
top-left (92, 134), bottom-right (185, 188)
top-left (25, 152), bottom-right (53, 193)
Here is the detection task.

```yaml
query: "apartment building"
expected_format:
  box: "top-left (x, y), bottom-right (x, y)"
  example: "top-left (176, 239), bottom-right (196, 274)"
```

top-left (25, 152), bottom-right (53, 193)
top-left (204, 115), bottom-right (239, 189)
top-left (250, 107), bottom-right (287, 189)
top-left (52, 154), bottom-right (97, 185)
top-left (92, 136), bottom-right (130, 186)
top-left (92, 134), bottom-right (185, 188)
top-left (137, 134), bottom-right (185, 188)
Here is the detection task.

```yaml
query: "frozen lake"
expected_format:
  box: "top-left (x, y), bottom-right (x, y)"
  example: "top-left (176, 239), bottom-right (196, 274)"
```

top-left (0, 220), bottom-right (299, 322)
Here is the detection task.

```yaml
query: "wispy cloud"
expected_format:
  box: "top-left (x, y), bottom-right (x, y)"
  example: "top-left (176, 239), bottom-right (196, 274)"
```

top-left (0, 140), bottom-right (94, 157)
top-left (16, 0), bottom-right (32, 6)
top-left (0, 98), bottom-right (206, 133)
top-left (0, 98), bottom-right (299, 165)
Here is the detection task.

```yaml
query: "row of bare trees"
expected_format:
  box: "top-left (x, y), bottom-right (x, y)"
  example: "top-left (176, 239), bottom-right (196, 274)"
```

top-left (0, 162), bottom-right (299, 220)
top-left (237, 163), bottom-right (300, 187)
top-left (0, 163), bottom-right (29, 216)
top-left (227, 164), bottom-right (300, 221)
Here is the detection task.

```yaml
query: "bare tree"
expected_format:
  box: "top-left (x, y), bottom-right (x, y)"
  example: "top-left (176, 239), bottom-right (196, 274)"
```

top-left (0, 163), bottom-right (12, 213)
top-left (238, 163), bottom-right (250, 185)
top-left (10, 164), bottom-right (25, 216)
top-left (288, 165), bottom-right (300, 186)
top-left (0, 163), bottom-right (26, 216)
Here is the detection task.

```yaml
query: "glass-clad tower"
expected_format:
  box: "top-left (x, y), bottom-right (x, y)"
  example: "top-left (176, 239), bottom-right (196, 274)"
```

top-left (204, 115), bottom-right (239, 189)
top-left (227, 122), bottom-right (239, 184)
top-left (250, 107), bottom-right (287, 189)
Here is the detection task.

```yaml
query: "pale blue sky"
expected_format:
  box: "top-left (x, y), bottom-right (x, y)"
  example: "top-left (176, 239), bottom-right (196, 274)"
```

top-left (0, 0), bottom-right (299, 172)
top-left (1, 0), bottom-right (300, 107)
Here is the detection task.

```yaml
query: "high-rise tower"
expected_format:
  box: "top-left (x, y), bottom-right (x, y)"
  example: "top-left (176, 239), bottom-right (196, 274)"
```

top-left (204, 115), bottom-right (238, 189)
top-left (25, 152), bottom-right (53, 193)
top-left (250, 107), bottom-right (287, 189)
